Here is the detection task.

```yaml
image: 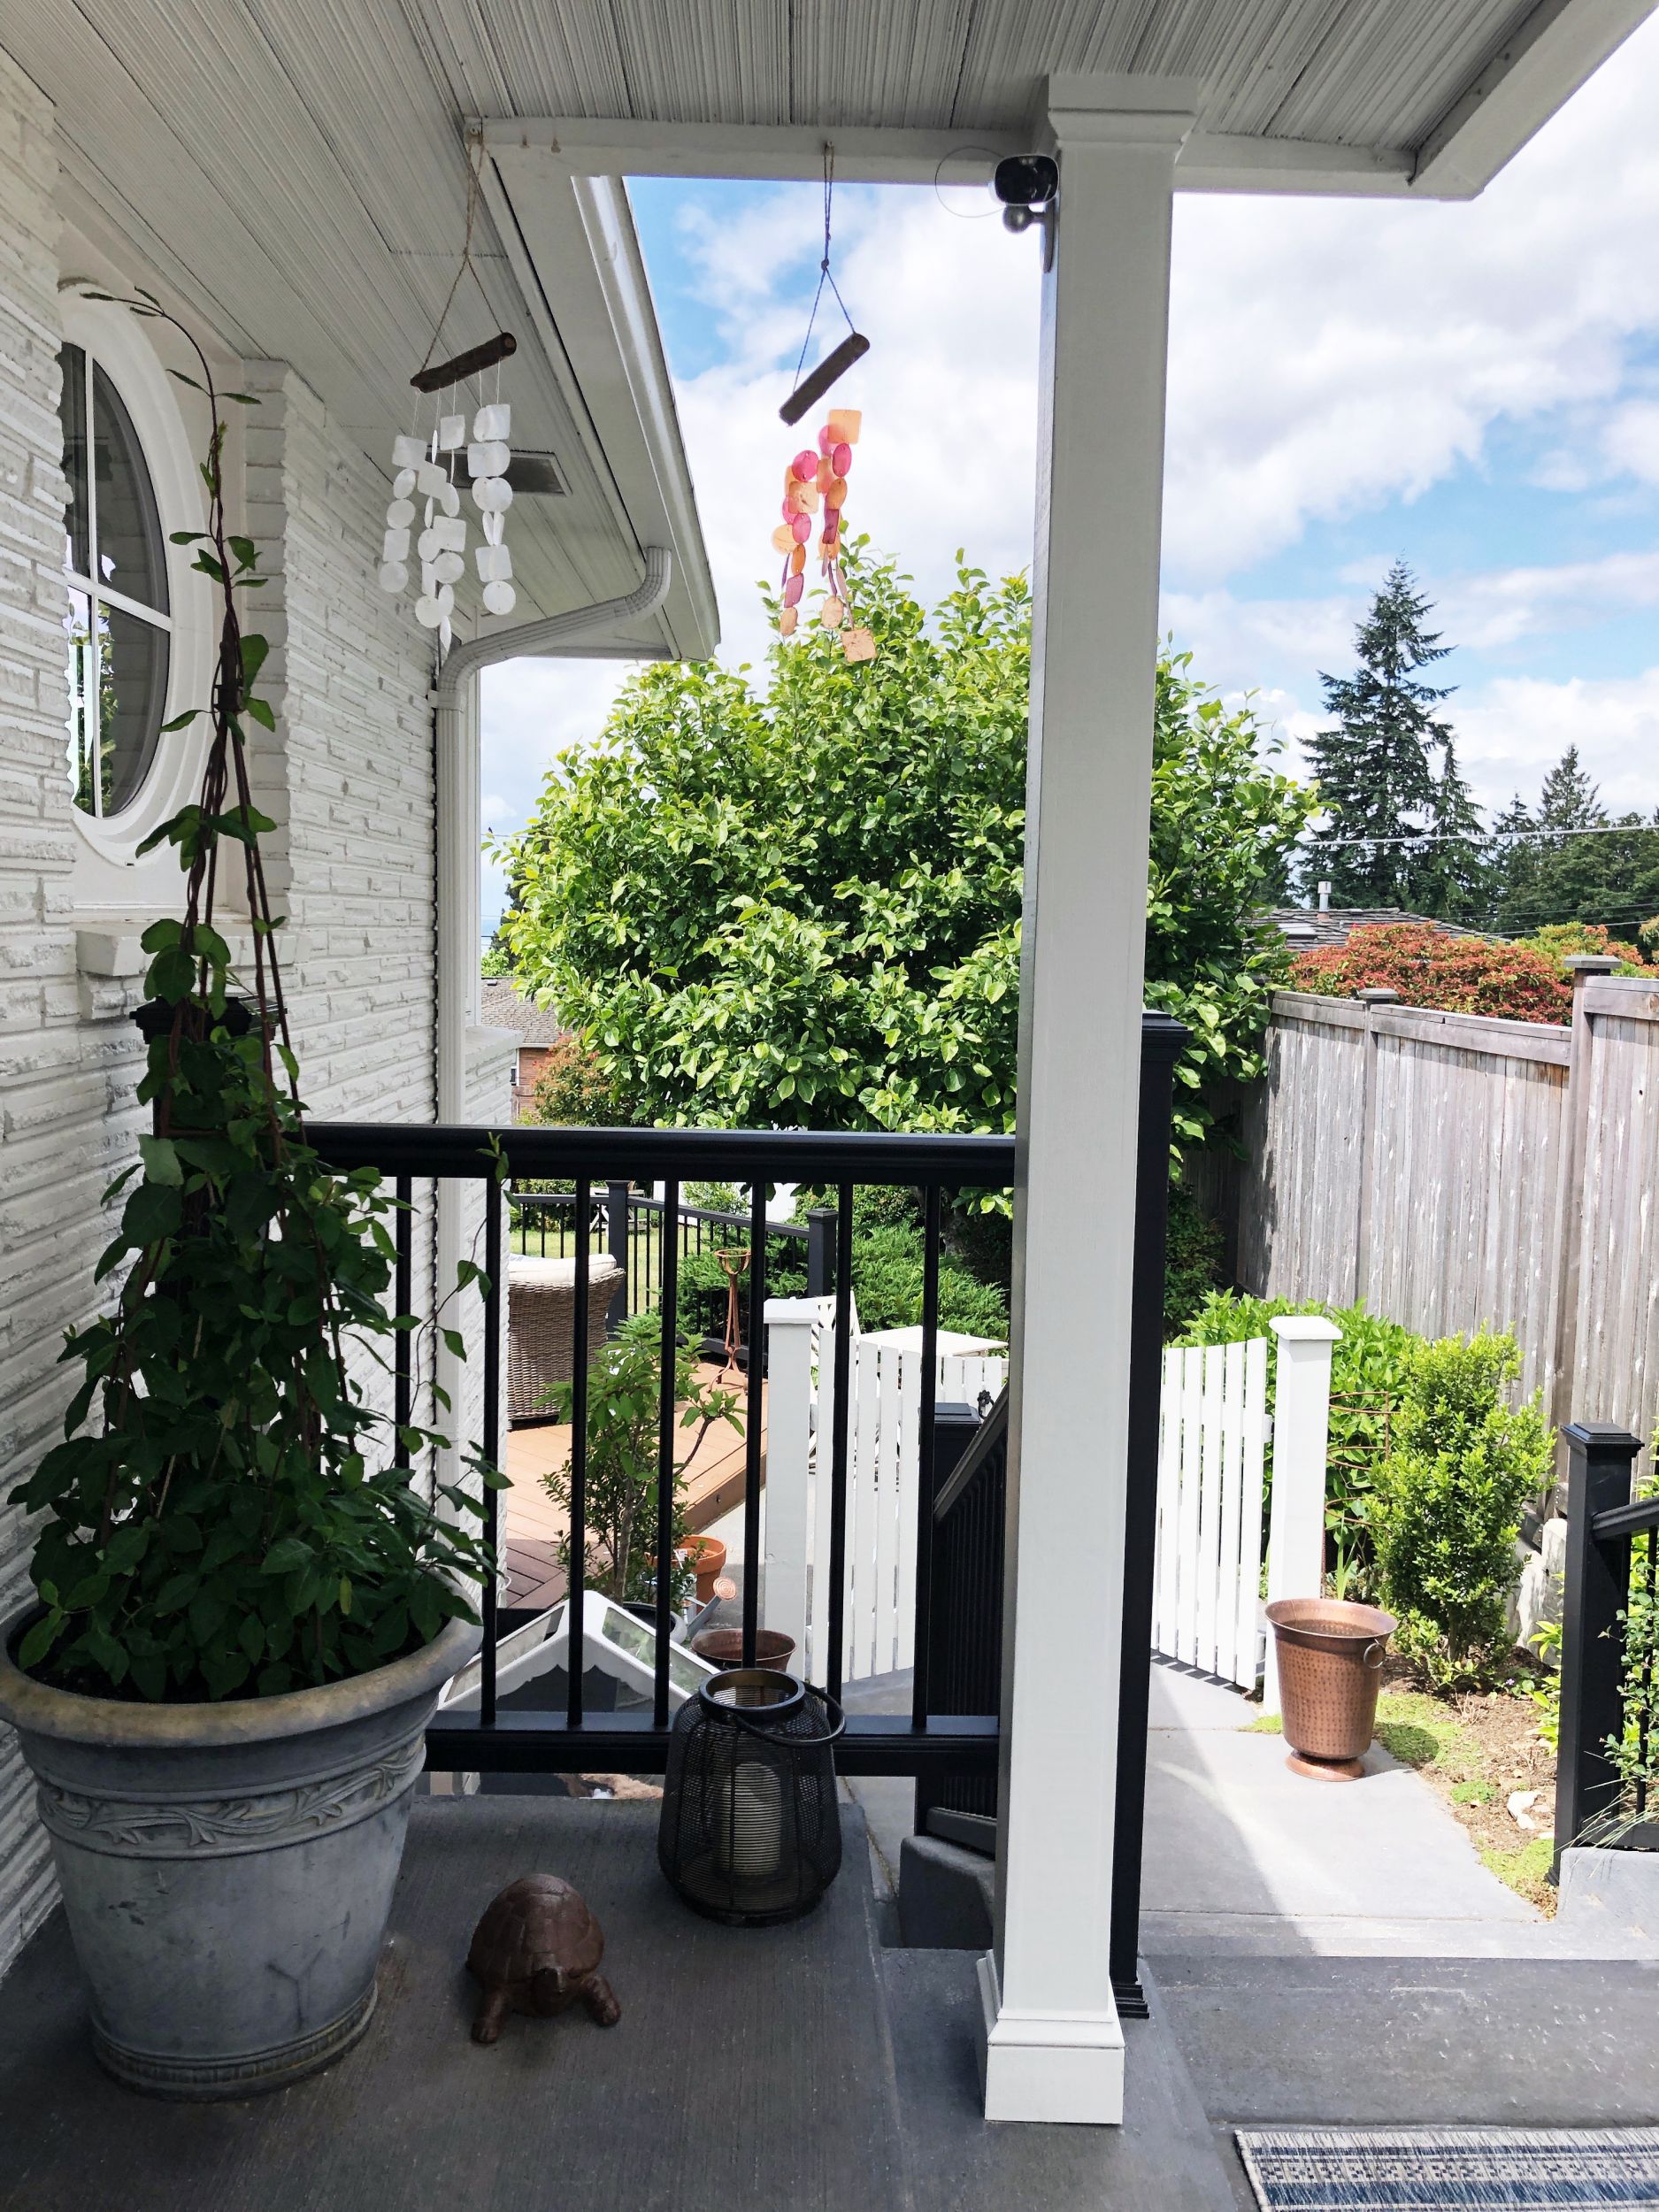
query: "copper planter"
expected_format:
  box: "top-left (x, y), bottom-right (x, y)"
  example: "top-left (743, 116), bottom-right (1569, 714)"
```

top-left (1266, 1597), bottom-right (1395, 1780)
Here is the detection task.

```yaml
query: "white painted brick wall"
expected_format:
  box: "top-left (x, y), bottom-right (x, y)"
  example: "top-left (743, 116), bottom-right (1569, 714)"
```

top-left (0, 88), bottom-right (499, 1977)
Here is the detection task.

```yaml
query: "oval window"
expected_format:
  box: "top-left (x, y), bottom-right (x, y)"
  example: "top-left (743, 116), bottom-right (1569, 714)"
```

top-left (60, 342), bottom-right (173, 818)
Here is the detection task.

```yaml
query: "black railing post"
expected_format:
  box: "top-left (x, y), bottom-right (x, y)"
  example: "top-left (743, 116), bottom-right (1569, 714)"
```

top-left (1555, 1420), bottom-right (1643, 1870)
top-left (807, 1204), bottom-right (837, 1299)
top-left (1109, 1010), bottom-right (1188, 2020)
top-left (606, 1178), bottom-right (631, 1331)
top-left (916, 1400), bottom-right (981, 1837)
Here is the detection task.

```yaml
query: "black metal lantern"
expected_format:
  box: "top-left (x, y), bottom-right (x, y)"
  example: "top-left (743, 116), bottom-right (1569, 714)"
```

top-left (657, 1670), bottom-right (844, 1925)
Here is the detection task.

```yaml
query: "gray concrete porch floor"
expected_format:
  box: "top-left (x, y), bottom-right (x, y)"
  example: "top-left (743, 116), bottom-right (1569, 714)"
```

top-left (0, 1793), bottom-right (1244, 2212)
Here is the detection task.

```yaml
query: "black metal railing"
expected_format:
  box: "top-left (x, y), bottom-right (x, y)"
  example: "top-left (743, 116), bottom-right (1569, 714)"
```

top-left (916, 1391), bottom-right (1009, 1852)
top-left (508, 1181), bottom-right (818, 1343)
top-left (308, 1118), bottom-right (1013, 1781)
top-left (1555, 1420), bottom-right (1659, 1866)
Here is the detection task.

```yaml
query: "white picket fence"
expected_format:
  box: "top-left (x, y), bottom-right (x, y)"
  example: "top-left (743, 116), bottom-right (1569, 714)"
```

top-left (764, 1299), bottom-right (1007, 1686)
top-left (1151, 1317), bottom-right (1340, 1702)
top-left (1152, 1340), bottom-right (1269, 1690)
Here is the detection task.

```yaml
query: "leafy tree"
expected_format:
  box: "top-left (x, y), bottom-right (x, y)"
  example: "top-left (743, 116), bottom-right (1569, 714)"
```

top-left (1494, 745), bottom-right (1659, 935)
top-left (1302, 561), bottom-right (1479, 914)
top-left (1291, 922), bottom-right (1571, 1023)
top-left (495, 552), bottom-right (1313, 1152)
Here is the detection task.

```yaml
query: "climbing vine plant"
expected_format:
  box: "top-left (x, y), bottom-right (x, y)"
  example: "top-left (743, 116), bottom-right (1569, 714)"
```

top-left (11, 293), bottom-right (502, 1701)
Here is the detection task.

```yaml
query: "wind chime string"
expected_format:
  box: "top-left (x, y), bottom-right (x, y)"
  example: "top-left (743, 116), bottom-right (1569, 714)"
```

top-left (770, 145), bottom-right (876, 662)
top-left (377, 133), bottom-right (519, 641)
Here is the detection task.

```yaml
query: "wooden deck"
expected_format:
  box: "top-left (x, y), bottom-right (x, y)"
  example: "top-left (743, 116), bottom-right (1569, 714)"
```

top-left (500, 1360), bottom-right (764, 1609)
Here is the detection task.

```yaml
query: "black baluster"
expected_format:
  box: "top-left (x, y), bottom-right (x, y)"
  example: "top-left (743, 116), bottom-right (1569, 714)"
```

top-left (567, 1179), bottom-right (591, 1728)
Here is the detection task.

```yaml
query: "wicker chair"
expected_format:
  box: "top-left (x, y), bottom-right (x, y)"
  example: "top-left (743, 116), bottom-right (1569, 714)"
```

top-left (507, 1254), bottom-right (624, 1423)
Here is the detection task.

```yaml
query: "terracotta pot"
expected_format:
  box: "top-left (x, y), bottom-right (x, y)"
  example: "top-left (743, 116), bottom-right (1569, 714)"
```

top-left (677, 1537), bottom-right (727, 1605)
top-left (1266, 1597), bottom-right (1394, 1779)
top-left (691, 1627), bottom-right (795, 1674)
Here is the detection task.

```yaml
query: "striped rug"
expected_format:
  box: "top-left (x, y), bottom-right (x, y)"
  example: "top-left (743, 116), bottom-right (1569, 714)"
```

top-left (1236, 2126), bottom-right (1659, 2208)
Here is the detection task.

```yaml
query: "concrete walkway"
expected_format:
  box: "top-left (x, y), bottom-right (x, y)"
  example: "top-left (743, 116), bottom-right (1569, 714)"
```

top-left (1141, 1660), bottom-right (1655, 1961)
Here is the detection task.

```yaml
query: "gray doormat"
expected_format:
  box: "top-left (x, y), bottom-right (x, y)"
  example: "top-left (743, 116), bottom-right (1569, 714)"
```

top-left (1236, 2126), bottom-right (1659, 2208)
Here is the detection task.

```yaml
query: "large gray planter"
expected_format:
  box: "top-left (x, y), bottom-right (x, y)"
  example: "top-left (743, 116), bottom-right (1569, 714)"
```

top-left (0, 1609), bottom-right (479, 2099)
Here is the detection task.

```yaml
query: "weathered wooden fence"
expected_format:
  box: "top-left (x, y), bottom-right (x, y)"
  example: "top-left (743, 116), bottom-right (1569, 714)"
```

top-left (1216, 972), bottom-right (1659, 1469)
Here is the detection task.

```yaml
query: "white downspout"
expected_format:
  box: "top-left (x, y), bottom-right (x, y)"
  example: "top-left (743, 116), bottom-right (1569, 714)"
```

top-left (428, 546), bottom-right (674, 1479)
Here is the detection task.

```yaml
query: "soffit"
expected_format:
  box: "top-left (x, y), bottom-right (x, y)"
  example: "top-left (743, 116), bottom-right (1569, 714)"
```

top-left (3, 0), bottom-right (715, 655)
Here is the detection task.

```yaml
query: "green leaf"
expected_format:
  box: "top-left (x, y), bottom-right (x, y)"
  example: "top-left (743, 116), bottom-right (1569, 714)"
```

top-left (18, 1614), bottom-right (64, 1670)
top-left (261, 1536), bottom-right (313, 1576)
top-left (242, 697), bottom-right (276, 733)
top-left (160, 709), bottom-right (201, 732)
top-left (138, 1135), bottom-right (182, 1187)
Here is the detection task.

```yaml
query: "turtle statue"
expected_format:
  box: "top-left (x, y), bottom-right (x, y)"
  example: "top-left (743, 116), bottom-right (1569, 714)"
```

top-left (465, 1874), bottom-right (622, 2046)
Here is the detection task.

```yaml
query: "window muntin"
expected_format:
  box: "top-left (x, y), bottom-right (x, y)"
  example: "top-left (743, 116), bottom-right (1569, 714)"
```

top-left (59, 341), bottom-right (172, 818)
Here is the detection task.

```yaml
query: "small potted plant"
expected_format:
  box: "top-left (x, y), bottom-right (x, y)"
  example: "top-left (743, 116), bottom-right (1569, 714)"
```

top-left (0, 300), bottom-right (501, 2099)
top-left (541, 1313), bottom-right (741, 1611)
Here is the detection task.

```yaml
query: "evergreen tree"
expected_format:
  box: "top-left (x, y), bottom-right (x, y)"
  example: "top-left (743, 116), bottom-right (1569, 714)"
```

top-left (1494, 746), bottom-right (1659, 934)
top-left (1408, 737), bottom-right (1491, 923)
top-left (1303, 561), bottom-right (1463, 909)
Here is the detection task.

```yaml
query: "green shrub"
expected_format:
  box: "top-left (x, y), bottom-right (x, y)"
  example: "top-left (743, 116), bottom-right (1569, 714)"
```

top-left (1177, 1291), bottom-right (1417, 1593)
top-left (1375, 1328), bottom-right (1552, 1686)
top-left (1164, 1187), bottom-right (1222, 1340)
top-left (849, 1221), bottom-right (1009, 1338)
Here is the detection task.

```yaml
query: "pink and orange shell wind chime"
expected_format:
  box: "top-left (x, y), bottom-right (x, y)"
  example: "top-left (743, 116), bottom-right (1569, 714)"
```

top-left (771, 150), bottom-right (877, 664)
top-left (380, 139), bottom-right (518, 657)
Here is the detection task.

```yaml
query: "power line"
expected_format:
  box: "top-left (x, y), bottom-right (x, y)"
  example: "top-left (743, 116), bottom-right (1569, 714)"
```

top-left (1298, 820), bottom-right (1659, 850)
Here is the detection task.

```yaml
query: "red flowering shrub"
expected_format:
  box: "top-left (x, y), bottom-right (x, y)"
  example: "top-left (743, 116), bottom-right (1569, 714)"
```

top-left (1515, 920), bottom-right (1657, 975)
top-left (1289, 924), bottom-right (1571, 1024)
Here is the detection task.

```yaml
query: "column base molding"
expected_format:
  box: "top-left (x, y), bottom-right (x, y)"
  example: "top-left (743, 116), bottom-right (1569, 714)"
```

top-left (975, 1952), bottom-right (1125, 2125)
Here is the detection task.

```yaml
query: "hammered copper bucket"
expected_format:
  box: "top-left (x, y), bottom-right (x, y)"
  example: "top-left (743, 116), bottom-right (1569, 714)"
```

top-left (1266, 1597), bottom-right (1395, 1780)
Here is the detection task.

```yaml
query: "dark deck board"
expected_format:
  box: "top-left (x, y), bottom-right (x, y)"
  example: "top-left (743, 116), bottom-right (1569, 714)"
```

top-left (0, 1797), bottom-right (909, 2212)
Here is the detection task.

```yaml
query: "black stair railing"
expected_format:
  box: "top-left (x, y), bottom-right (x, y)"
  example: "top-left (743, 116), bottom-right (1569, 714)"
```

top-left (1555, 1420), bottom-right (1655, 1869)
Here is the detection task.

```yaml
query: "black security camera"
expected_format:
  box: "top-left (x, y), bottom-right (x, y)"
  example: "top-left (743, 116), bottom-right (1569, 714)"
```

top-left (993, 154), bottom-right (1058, 208)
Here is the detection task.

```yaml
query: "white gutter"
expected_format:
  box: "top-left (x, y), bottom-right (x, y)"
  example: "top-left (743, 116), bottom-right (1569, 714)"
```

top-left (429, 549), bottom-right (672, 1481)
top-left (433, 545), bottom-right (674, 1123)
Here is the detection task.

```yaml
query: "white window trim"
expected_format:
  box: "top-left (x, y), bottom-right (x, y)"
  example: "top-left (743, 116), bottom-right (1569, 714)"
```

top-left (58, 291), bottom-right (213, 877)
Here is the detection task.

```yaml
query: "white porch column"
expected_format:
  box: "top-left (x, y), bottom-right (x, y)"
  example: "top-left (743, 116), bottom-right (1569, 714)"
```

top-left (980, 89), bottom-right (1190, 2127)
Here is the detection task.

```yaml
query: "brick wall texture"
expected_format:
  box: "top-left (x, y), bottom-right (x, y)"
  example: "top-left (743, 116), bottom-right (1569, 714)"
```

top-left (0, 65), bottom-right (465, 1975)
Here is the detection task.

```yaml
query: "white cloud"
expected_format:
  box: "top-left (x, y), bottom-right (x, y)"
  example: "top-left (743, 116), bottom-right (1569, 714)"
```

top-left (1455, 669), bottom-right (1659, 816)
top-left (478, 655), bottom-right (638, 919)
top-left (1163, 13), bottom-right (1659, 577)
top-left (1602, 400), bottom-right (1659, 487)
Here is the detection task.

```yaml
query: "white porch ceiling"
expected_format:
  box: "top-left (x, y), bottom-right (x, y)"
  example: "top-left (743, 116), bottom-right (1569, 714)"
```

top-left (420, 0), bottom-right (1652, 196)
top-left (0, 2), bottom-right (719, 657)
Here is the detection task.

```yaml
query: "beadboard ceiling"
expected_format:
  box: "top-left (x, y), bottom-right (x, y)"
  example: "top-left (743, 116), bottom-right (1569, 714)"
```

top-left (4, 2), bottom-right (1647, 652)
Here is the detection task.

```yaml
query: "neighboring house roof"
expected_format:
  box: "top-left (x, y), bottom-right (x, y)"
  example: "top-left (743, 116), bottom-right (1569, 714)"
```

top-left (1266, 908), bottom-right (1491, 949)
top-left (480, 979), bottom-right (564, 1045)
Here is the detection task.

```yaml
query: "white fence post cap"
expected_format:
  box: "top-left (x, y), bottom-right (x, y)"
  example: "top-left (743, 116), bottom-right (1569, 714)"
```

top-left (1268, 1316), bottom-right (1342, 1343)
top-left (764, 1295), bottom-right (825, 1326)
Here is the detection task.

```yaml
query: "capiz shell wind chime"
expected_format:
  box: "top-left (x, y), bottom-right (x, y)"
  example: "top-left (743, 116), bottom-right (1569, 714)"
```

top-left (772, 150), bottom-right (876, 664)
top-left (379, 138), bottom-right (518, 653)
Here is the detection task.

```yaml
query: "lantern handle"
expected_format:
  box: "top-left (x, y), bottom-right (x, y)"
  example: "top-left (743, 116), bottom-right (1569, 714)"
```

top-left (717, 1680), bottom-right (846, 1748)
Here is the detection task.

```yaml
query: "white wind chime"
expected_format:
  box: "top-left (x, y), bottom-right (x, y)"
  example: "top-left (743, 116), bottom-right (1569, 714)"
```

top-left (379, 141), bottom-right (518, 655)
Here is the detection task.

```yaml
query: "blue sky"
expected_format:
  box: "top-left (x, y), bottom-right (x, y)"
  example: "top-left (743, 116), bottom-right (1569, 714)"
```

top-left (481, 16), bottom-right (1659, 924)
